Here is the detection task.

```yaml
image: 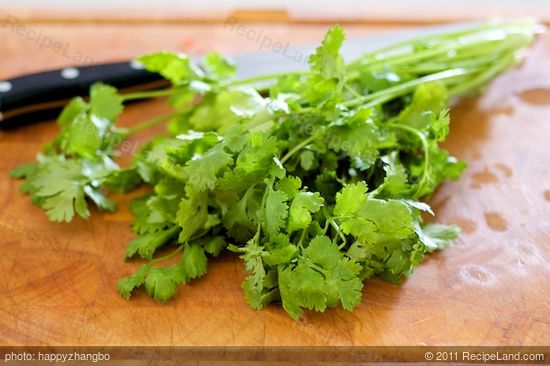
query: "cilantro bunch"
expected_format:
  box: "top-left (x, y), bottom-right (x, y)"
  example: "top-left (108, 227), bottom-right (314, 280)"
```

top-left (12, 21), bottom-right (538, 318)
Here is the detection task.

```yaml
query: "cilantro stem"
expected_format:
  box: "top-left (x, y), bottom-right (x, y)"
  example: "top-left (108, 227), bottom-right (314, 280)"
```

top-left (126, 111), bottom-right (181, 135)
top-left (343, 68), bottom-right (473, 108)
top-left (345, 23), bottom-right (499, 68)
top-left (349, 38), bottom-right (505, 76)
top-left (304, 259), bottom-right (329, 276)
top-left (249, 119), bottom-right (275, 132)
top-left (321, 208), bottom-right (347, 248)
top-left (280, 132), bottom-right (321, 164)
top-left (331, 219), bottom-right (347, 249)
top-left (344, 84), bottom-right (362, 98)
top-left (121, 88), bottom-right (182, 101)
top-left (121, 71), bottom-right (308, 104)
top-left (230, 71), bottom-right (306, 86)
top-left (151, 245), bottom-right (183, 264)
top-left (448, 53), bottom-right (516, 98)
top-left (386, 123), bottom-right (430, 198)
top-left (259, 179), bottom-right (274, 240)
top-left (394, 57), bottom-right (493, 74)
top-left (297, 229), bottom-right (307, 249)
top-left (346, 21), bottom-right (536, 72)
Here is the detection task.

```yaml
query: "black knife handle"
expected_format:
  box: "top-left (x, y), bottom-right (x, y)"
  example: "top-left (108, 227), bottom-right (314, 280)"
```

top-left (0, 61), bottom-right (168, 128)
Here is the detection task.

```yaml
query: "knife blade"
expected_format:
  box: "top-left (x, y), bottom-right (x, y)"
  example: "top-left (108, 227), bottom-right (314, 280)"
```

top-left (0, 22), bottom-right (477, 128)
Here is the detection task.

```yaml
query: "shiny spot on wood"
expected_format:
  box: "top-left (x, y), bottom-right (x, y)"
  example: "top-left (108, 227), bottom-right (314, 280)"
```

top-left (484, 212), bottom-right (508, 232)
top-left (470, 167), bottom-right (499, 189)
top-left (517, 88), bottom-right (550, 106)
top-left (460, 265), bottom-right (496, 286)
top-left (453, 218), bottom-right (477, 234)
top-left (494, 163), bottom-right (513, 177)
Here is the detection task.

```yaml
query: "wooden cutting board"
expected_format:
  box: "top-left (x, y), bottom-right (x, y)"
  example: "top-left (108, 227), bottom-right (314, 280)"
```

top-left (0, 22), bottom-right (549, 349)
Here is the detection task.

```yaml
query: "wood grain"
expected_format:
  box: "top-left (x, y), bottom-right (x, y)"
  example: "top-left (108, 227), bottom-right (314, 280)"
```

top-left (0, 23), bottom-right (549, 347)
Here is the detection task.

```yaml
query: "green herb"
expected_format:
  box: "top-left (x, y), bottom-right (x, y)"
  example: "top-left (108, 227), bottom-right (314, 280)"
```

top-left (11, 21), bottom-right (538, 318)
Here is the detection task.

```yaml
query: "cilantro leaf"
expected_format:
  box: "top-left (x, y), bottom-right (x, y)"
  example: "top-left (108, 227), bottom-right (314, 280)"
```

top-left (306, 25), bottom-right (346, 105)
top-left (417, 223), bottom-right (460, 252)
top-left (304, 235), bottom-right (340, 269)
top-left (125, 226), bottom-right (179, 259)
top-left (289, 262), bottom-right (328, 312)
top-left (203, 52), bottom-right (236, 80)
top-left (32, 159), bottom-right (89, 222)
top-left (328, 109), bottom-right (382, 169)
top-left (117, 264), bottom-right (151, 300)
top-left (287, 191), bottom-right (324, 233)
top-left (144, 266), bottom-right (180, 303)
top-left (178, 243), bottom-right (208, 283)
top-left (138, 52), bottom-right (203, 84)
top-left (378, 152), bottom-right (410, 198)
top-left (278, 266), bottom-right (304, 319)
top-left (325, 258), bottom-right (363, 311)
top-left (180, 144), bottom-right (233, 191)
top-left (130, 195), bottom-right (169, 234)
top-left (308, 24), bottom-right (345, 81)
top-left (90, 83), bottom-right (124, 121)
top-left (398, 82), bottom-right (448, 130)
top-left (58, 97), bottom-right (87, 126)
top-left (264, 187), bottom-right (289, 237)
top-left (175, 189), bottom-right (208, 243)
top-left (334, 181), bottom-right (368, 217)
top-left (188, 88), bottom-right (269, 132)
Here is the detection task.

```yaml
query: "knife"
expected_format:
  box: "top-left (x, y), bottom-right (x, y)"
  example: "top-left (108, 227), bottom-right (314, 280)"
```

top-left (0, 22), bottom-right (477, 128)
